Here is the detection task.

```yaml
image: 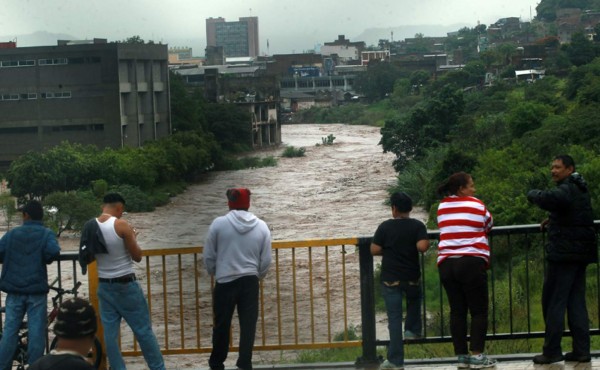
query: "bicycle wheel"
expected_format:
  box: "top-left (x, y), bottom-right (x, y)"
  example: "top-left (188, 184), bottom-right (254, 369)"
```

top-left (50, 336), bottom-right (103, 369)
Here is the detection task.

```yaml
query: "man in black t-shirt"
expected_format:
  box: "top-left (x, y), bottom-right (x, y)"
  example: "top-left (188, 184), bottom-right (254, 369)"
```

top-left (29, 298), bottom-right (97, 370)
top-left (371, 192), bottom-right (429, 370)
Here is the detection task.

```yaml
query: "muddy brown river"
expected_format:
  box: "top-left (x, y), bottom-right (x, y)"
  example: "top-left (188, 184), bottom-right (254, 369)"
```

top-left (125, 123), bottom-right (426, 248)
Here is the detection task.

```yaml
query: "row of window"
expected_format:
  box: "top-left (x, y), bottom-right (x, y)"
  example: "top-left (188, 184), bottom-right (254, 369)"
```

top-left (0, 124), bottom-right (104, 135)
top-left (0, 91), bottom-right (72, 101)
top-left (0, 57), bottom-right (101, 68)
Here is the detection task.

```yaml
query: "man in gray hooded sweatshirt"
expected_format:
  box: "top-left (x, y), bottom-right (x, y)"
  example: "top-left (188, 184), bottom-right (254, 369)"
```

top-left (204, 188), bottom-right (272, 370)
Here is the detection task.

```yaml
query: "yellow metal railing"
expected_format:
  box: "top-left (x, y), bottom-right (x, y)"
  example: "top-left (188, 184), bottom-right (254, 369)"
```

top-left (87, 238), bottom-right (363, 360)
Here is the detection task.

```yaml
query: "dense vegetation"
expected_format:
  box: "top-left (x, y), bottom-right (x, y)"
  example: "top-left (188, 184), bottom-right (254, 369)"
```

top-left (295, 27), bottom-right (600, 362)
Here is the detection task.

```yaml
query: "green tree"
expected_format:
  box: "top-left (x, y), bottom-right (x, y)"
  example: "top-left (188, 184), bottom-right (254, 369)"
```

top-left (113, 147), bottom-right (158, 190)
top-left (563, 32), bottom-right (597, 66)
top-left (473, 144), bottom-right (547, 225)
top-left (353, 61), bottom-right (403, 101)
top-left (536, 0), bottom-right (560, 22)
top-left (565, 58), bottom-right (600, 102)
top-left (44, 191), bottom-right (98, 236)
top-left (7, 151), bottom-right (58, 198)
top-left (121, 35), bottom-right (145, 44)
top-left (204, 103), bottom-right (252, 152)
top-left (496, 43), bottom-right (518, 66)
top-left (507, 102), bottom-right (552, 138)
top-left (170, 71), bottom-right (207, 132)
top-left (380, 85), bottom-right (464, 170)
top-left (463, 60), bottom-right (487, 86)
top-left (409, 70), bottom-right (431, 94)
top-left (0, 193), bottom-right (16, 231)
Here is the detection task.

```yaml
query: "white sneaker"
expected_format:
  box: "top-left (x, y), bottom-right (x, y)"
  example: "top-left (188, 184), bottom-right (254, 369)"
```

top-left (379, 359), bottom-right (404, 369)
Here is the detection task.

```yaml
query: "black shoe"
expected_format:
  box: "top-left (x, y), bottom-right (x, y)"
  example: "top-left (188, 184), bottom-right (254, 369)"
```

top-left (532, 353), bottom-right (564, 364)
top-left (564, 352), bottom-right (591, 362)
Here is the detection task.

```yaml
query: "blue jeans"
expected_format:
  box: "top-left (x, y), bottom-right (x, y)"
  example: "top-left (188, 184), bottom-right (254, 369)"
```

top-left (0, 293), bottom-right (47, 370)
top-left (98, 281), bottom-right (165, 370)
top-left (381, 282), bottom-right (422, 366)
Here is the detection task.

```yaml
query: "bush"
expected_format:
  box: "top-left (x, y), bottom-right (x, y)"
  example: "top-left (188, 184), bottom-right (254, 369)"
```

top-left (282, 146), bottom-right (306, 158)
top-left (109, 185), bottom-right (154, 212)
top-left (44, 191), bottom-right (99, 236)
top-left (217, 155), bottom-right (278, 170)
top-left (149, 191), bottom-right (170, 207)
top-left (154, 181), bottom-right (187, 197)
top-left (322, 134), bottom-right (336, 145)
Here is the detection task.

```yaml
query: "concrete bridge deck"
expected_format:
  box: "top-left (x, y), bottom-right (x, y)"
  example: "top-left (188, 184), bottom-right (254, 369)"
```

top-left (148, 354), bottom-right (598, 370)
top-left (252, 356), bottom-right (596, 369)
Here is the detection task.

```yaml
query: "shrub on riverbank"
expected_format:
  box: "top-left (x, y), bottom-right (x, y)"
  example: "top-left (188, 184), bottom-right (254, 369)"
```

top-left (282, 146), bottom-right (306, 157)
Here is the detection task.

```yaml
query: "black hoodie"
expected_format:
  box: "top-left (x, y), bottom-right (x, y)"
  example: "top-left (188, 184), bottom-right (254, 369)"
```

top-left (527, 173), bottom-right (598, 264)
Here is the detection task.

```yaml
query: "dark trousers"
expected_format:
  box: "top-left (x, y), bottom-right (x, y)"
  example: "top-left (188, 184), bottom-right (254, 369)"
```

top-left (541, 261), bottom-right (590, 356)
top-left (439, 256), bottom-right (489, 355)
top-left (209, 275), bottom-right (259, 370)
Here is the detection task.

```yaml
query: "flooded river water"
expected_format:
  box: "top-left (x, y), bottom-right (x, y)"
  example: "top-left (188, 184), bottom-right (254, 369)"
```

top-left (125, 123), bottom-right (426, 248)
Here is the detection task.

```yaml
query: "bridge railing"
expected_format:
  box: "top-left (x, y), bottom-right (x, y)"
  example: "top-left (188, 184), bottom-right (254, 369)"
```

top-left (83, 238), bottom-right (364, 359)
top-left (1, 223), bottom-right (598, 367)
top-left (358, 222), bottom-right (600, 363)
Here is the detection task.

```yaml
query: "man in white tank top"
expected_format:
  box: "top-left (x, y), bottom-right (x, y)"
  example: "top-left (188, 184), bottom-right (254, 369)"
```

top-left (94, 193), bottom-right (165, 370)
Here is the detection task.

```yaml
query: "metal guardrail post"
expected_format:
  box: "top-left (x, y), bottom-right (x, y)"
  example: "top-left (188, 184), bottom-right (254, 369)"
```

top-left (87, 261), bottom-right (108, 370)
top-left (356, 237), bottom-right (378, 365)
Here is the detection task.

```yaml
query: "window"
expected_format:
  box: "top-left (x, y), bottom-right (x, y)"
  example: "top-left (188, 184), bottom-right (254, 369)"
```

top-left (0, 127), bottom-right (37, 134)
top-left (40, 91), bottom-right (71, 99)
top-left (38, 58), bottom-right (68, 66)
top-left (0, 60), bottom-right (35, 68)
top-left (67, 57), bottom-right (101, 64)
top-left (1, 94), bottom-right (19, 101)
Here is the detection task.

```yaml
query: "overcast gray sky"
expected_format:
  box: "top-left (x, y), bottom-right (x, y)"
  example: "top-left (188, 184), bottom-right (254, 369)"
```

top-left (2, 0), bottom-right (540, 54)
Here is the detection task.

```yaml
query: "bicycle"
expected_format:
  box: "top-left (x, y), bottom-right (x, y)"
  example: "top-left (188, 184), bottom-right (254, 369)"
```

top-left (0, 278), bottom-right (103, 369)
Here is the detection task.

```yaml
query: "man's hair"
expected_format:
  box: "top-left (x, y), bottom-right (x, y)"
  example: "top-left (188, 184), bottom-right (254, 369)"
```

top-left (21, 200), bottom-right (44, 221)
top-left (102, 193), bottom-right (126, 205)
top-left (554, 154), bottom-right (576, 171)
top-left (390, 192), bottom-right (413, 213)
top-left (53, 297), bottom-right (97, 339)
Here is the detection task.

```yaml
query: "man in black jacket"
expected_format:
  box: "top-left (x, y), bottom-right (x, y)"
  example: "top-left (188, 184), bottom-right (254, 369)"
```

top-left (527, 154), bottom-right (598, 365)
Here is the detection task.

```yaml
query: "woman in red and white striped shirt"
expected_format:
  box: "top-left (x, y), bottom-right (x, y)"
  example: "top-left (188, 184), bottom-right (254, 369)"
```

top-left (436, 172), bottom-right (496, 369)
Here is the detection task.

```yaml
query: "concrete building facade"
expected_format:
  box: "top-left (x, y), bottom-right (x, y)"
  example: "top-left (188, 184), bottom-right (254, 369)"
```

top-left (206, 16), bottom-right (260, 58)
top-left (0, 40), bottom-right (171, 165)
top-left (321, 35), bottom-right (365, 64)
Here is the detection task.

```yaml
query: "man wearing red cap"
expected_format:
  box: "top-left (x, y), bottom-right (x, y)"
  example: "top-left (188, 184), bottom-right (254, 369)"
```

top-left (204, 188), bottom-right (272, 370)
